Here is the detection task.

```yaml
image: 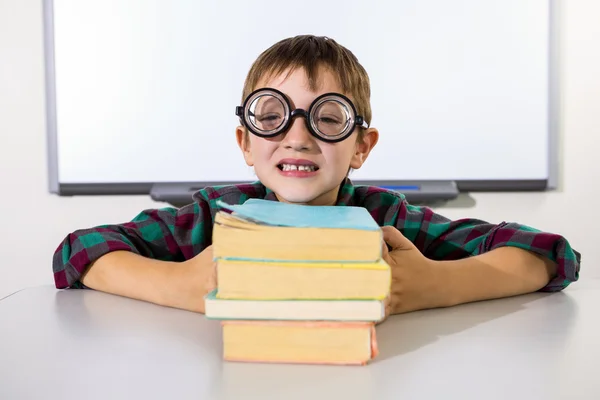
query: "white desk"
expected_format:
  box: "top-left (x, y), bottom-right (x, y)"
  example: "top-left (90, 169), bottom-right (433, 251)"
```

top-left (1, 280), bottom-right (599, 400)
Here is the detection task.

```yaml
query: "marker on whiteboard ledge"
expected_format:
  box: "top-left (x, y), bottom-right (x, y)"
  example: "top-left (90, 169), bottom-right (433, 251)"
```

top-left (380, 185), bottom-right (420, 191)
top-left (368, 181), bottom-right (459, 203)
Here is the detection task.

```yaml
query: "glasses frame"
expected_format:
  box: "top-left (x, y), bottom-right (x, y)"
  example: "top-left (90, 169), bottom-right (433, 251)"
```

top-left (235, 87), bottom-right (369, 143)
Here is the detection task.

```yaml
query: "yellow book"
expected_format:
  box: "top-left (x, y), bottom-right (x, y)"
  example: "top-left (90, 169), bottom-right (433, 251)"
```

top-left (216, 258), bottom-right (390, 300)
top-left (222, 320), bottom-right (378, 365)
top-left (212, 199), bottom-right (383, 263)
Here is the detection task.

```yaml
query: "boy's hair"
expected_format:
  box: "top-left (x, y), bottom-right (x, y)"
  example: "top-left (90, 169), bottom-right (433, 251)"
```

top-left (241, 35), bottom-right (372, 139)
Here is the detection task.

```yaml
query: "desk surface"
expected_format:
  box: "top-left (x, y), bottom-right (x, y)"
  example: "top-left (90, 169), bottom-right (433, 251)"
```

top-left (1, 280), bottom-right (599, 400)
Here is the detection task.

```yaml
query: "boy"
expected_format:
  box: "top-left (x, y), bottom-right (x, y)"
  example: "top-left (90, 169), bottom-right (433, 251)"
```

top-left (53, 35), bottom-right (580, 318)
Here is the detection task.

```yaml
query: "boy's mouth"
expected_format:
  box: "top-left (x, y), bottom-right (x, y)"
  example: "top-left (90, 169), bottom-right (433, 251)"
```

top-left (276, 159), bottom-right (320, 173)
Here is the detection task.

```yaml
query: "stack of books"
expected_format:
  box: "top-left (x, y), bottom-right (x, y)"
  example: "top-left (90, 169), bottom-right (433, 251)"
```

top-left (205, 198), bottom-right (391, 365)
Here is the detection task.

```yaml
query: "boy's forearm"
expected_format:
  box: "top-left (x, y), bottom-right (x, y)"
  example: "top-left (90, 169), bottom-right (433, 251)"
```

top-left (81, 251), bottom-right (203, 313)
top-left (437, 247), bottom-right (558, 307)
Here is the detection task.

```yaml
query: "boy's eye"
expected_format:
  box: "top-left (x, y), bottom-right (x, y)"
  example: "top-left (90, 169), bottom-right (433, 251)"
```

top-left (257, 113), bottom-right (281, 121)
top-left (256, 113), bottom-right (282, 122)
top-left (255, 113), bottom-right (283, 129)
top-left (314, 101), bottom-right (346, 128)
top-left (317, 115), bottom-right (343, 125)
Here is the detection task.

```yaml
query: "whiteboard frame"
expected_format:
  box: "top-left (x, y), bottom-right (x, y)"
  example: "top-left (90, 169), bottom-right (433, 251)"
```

top-left (44, 0), bottom-right (559, 198)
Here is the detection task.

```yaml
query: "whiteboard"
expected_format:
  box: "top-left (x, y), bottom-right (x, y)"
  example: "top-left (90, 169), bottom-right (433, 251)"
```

top-left (44, 0), bottom-right (557, 194)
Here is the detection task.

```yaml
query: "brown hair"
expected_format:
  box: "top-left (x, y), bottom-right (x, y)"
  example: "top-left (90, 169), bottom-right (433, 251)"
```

top-left (241, 35), bottom-right (372, 138)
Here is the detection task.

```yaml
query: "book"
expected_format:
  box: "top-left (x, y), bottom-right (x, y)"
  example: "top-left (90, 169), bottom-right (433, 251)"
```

top-left (215, 258), bottom-right (391, 300)
top-left (212, 199), bottom-right (382, 262)
top-left (221, 320), bottom-right (378, 365)
top-left (210, 198), bottom-right (386, 366)
top-left (204, 289), bottom-right (385, 321)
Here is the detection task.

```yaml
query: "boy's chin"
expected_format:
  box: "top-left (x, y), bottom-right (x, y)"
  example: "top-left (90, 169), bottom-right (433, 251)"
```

top-left (273, 188), bottom-right (320, 204)
top-left (269, 184), bottom-right (340, 205)
top-left (258, 173), bottom-right (343, 205)
top-left (278, 194), bottom-right (320, 205)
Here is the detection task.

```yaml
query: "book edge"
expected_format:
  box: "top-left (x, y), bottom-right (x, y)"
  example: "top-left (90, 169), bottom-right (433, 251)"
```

top-left (223, 356), bottom-right (370, 366)
top-left (215, 200), bottom-right (380, 231)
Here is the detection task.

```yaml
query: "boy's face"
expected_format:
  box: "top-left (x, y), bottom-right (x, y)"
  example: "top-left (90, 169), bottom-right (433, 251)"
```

top-left (236, 67), bottom-right (379, 205)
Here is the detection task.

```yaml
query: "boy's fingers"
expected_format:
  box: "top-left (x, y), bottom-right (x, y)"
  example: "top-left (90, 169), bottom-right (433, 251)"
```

top-left (382, 225), bottom-right (412, 251)
top-left (381, 239), bottom-right (389, 258)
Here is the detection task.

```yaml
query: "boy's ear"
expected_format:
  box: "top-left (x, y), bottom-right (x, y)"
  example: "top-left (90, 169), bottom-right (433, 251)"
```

top-left (350, 128), bottom-right (379, 169)
top-left (236, 126), bottom-right (254, 166)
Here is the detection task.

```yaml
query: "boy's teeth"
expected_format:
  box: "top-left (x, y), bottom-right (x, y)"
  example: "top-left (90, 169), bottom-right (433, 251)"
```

top-left (281, 164), bottom-right (316, 172)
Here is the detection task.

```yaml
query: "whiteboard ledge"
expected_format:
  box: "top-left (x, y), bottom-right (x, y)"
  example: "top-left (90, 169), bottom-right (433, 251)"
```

top-left (49, 180), bottom-right (553, 206)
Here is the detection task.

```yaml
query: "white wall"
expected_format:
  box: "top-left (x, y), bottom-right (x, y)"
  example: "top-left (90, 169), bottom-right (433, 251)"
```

top-left (1, 0), bottom-right (598, 299)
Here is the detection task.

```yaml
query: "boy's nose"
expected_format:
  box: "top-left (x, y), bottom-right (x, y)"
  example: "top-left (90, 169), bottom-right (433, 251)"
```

top-left (281, 117), bottom-right (315, 151)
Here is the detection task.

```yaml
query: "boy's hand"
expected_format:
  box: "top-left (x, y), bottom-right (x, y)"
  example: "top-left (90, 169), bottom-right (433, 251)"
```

top-left (182, 245), bottom-right (217, 314)
top-left (378, 226), bottom-right (447, 322)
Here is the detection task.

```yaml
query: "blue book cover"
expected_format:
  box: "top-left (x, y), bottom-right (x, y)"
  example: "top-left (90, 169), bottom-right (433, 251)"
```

top-left (216, 198), bottom-right (379, 231)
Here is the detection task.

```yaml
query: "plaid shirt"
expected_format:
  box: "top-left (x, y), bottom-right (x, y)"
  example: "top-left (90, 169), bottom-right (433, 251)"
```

top-left (53, 179), bottom-right (581, 291)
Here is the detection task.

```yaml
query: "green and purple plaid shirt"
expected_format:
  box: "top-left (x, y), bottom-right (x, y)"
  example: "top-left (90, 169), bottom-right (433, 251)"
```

top-left (53, 179), bottom-right (580, 291)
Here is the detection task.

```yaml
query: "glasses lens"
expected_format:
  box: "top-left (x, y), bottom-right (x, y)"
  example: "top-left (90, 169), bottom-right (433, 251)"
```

top-left (313, 99), bottom-right (351, 138)
top-left (247, 94), bottom-right (286, 133)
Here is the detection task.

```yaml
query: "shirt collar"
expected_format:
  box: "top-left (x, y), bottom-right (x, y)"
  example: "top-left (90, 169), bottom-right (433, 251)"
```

top-left (262, 177), bottom-right (356, 206)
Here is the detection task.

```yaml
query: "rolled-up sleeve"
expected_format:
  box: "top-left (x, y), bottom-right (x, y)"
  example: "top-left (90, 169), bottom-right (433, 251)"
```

top-left (52, 201), bottom-right (212, 289)
top-left (390, 199), bottom-right (581, 292)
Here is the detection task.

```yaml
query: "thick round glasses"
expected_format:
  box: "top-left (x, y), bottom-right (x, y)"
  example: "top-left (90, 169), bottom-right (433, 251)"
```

top-left (235, 87), bottom-right (369, 143)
